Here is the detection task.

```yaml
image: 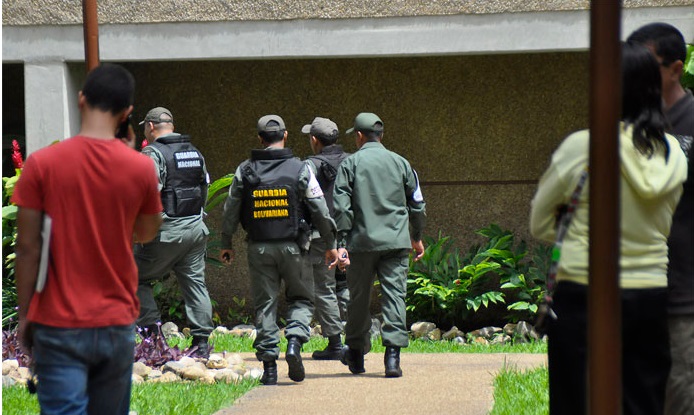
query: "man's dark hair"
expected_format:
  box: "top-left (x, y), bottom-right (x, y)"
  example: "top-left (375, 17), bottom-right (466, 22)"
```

top-left (81, 63), bottom-right (135, 115)
top-left (259, 121), bottom-right (285, 144)
top-left (315, 131), bottom-right (339, 146)
top-left (360, 128), bottom-right (383, 142)
top-left (622, 41), bottom-right (669, 160)
top-left (627, 22), bottom-right (686, 66)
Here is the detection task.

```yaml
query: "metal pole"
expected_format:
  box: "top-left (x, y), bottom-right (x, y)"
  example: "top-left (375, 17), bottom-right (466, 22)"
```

top-left (588, 1), bottom-right (622, 414)
top-left (82, 0), bottom-right (100, 71)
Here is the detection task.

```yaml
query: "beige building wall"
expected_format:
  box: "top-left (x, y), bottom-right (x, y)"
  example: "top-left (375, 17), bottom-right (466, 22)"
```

top-left (4, 0), bottom-right (691, 24)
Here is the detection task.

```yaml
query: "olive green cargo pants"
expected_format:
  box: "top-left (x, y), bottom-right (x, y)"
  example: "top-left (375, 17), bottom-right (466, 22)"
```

top-left (344, 249), bottom-right (410, 351)
top-left (248, 241), bottom-right (314, 362)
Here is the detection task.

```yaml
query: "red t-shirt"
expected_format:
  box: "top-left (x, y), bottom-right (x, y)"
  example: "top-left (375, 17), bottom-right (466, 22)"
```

top-left (11, 136), bottom-right (162, 327)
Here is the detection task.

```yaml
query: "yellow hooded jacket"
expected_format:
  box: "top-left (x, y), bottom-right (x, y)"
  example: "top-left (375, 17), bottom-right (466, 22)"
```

top-left (530, 124), bottom-right (688, 288)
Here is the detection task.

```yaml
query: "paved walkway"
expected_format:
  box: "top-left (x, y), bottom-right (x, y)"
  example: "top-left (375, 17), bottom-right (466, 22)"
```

top-left (215, 352), bottom-right (547, 415)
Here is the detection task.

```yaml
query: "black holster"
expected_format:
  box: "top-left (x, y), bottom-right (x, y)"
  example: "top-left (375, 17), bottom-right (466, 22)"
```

top-left (297, 219), bottom-right (311, 253)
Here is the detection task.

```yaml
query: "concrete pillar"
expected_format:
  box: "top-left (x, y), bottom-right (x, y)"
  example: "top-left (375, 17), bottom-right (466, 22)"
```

top-left (23, 60), bottom-right (81, 154)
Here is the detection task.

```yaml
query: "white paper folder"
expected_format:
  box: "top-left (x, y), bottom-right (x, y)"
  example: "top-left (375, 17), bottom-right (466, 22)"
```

top-left (36, 214), bottom-right (52, 292)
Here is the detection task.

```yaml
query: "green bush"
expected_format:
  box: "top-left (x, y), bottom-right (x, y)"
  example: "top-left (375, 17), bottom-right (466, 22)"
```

top-left (2, 166), bottom-right (21, 328)
top-left (682, 44), bottom-right (694, 92)
top-left (406, 224), bottom-right (551, 330)
top-left (204, 173), bottom-right (234, 268)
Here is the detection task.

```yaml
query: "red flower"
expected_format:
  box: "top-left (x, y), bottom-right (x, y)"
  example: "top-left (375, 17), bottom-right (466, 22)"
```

top-left (11, 140), bottom-right (23, 169)
top-left (454, 279), bottom-right (461, 285)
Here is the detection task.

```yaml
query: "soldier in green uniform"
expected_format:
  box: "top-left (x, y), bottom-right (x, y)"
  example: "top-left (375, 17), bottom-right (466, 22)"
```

top-left (334, 112), bottom-right (426, 378)
top-left (219, 115), bottom-right (343, 385)
top-left (302, 116), bottom-right (350, 360)
top-left (134, 107), bottom-right (214, 358)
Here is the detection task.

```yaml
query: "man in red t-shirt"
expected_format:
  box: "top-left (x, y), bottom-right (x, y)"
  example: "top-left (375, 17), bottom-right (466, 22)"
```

top-left (12, 63), bottom-right (162, 415)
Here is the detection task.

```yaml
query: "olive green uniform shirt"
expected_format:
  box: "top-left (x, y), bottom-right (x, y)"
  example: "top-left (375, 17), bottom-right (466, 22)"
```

top-left (333, 141), bottom-right (426, 252)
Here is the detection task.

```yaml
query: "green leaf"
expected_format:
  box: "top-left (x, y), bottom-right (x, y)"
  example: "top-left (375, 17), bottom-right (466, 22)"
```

top-left (487, 291), bottom-right (505, 303)
top-left (204, 193), bottom-right (229, 213)
top-left (206, 174), bottom-right (234, 202)
top-left (682, 44), bottom-right (694, 90)
top-left (152, 282), bottom-right (163, 297)
top-left (508, 302), bottom-right (530, 311)
top-left (2, 205), bottom-right (18, 220)
top-left (517, 292), bottom-right (532, 301)
top-left (204, 173), bottom-right (234, 214)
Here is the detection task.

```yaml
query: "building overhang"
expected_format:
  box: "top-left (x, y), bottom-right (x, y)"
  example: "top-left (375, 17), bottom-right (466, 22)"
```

top-left (4, 6), bottom-right (693, 63)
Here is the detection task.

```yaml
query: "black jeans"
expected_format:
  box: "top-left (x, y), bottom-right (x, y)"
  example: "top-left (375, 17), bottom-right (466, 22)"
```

top-left (548, 281), bottom-right (671, 415)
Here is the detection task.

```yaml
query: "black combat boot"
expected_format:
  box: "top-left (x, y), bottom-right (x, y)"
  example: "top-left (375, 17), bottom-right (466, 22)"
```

top-left (312, 334), bottom-right (343, 360)
top-left (261, 360), bottom-right (278, 385)
top-left (384, 346), bottom-right (402, 378)
top-left (340, 346), bottom-right (365, 374)
top-left (285, 337), bottom-right (305, 382)
top-left (192, 336), bottom-right (210, 358)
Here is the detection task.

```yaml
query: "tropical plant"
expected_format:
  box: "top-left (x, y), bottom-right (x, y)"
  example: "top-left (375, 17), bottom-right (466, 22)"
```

top-left (212, 296), bottom-right (251, 328)
top-left (1, 328), bottom-right (31, 367)
top-left (406, 225), bottom-right (551, 329)
top-left (133, 326), bottom-right (194, 368)
top-left (406, 233), bottom-right (462, 325)
top-left (226, 296), bottom-right (251, 326)
top-left (473, 224), bottom-right (551, 322)
top-left (205, 173), bottom-right (234, 213)
top-left (2, 140), bottom-right (23, 328)
top-left (204, 173), bottom-right (234, 267)
top-left (681, 43), bottom-right (694, 91)
top-left (151, 278), bottom-right (185, 322)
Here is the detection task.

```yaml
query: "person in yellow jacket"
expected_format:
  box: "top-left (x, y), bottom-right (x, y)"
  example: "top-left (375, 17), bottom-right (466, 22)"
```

top-left (530, 42), bottom-right (688, 415)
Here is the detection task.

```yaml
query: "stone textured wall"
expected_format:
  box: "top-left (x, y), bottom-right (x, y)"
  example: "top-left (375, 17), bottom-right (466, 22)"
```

top-left (3, 0), bottom-right (691, 25)
top-left (118, 51), bottom-right (589, 315)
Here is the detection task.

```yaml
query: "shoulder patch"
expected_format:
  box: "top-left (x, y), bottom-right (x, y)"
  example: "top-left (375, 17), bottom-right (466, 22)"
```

top-left (412, 169), bottom-right (424, 203)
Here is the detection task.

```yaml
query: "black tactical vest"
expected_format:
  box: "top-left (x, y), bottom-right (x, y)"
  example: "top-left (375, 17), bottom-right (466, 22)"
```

top-left (308, 145), bottom-right (349, 217)
top-left (149, 135), bottom-right (207, 217)
top-left (240, 148), bottom-right (304, 241)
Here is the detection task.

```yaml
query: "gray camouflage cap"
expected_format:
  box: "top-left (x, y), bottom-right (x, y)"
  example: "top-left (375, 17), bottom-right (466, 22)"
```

top-left (301, 117), bottom-right (339, 139)
top-left (139, 107), bottom-right (173, 125)
top-left (257, 115), bottom-right (286, 133)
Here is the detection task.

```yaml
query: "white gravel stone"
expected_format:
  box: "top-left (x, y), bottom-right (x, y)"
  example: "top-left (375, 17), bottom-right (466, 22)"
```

top-left (206, 355), bottom-right (228, 369)
top-left (2, 360), bottom-right (19, 376)
top-left (132, 362), bottom-right (151, 377)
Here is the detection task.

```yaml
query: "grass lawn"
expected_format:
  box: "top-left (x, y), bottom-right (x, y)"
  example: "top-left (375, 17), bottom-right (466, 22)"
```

top-left (1, 379), bottom-right (258, 415)
top-left (2, 334), bottom-right (547, 415)
top-left (489, 365), bottom-right (549, 415)
top-left (214, 335), bottom-right (548, 354)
